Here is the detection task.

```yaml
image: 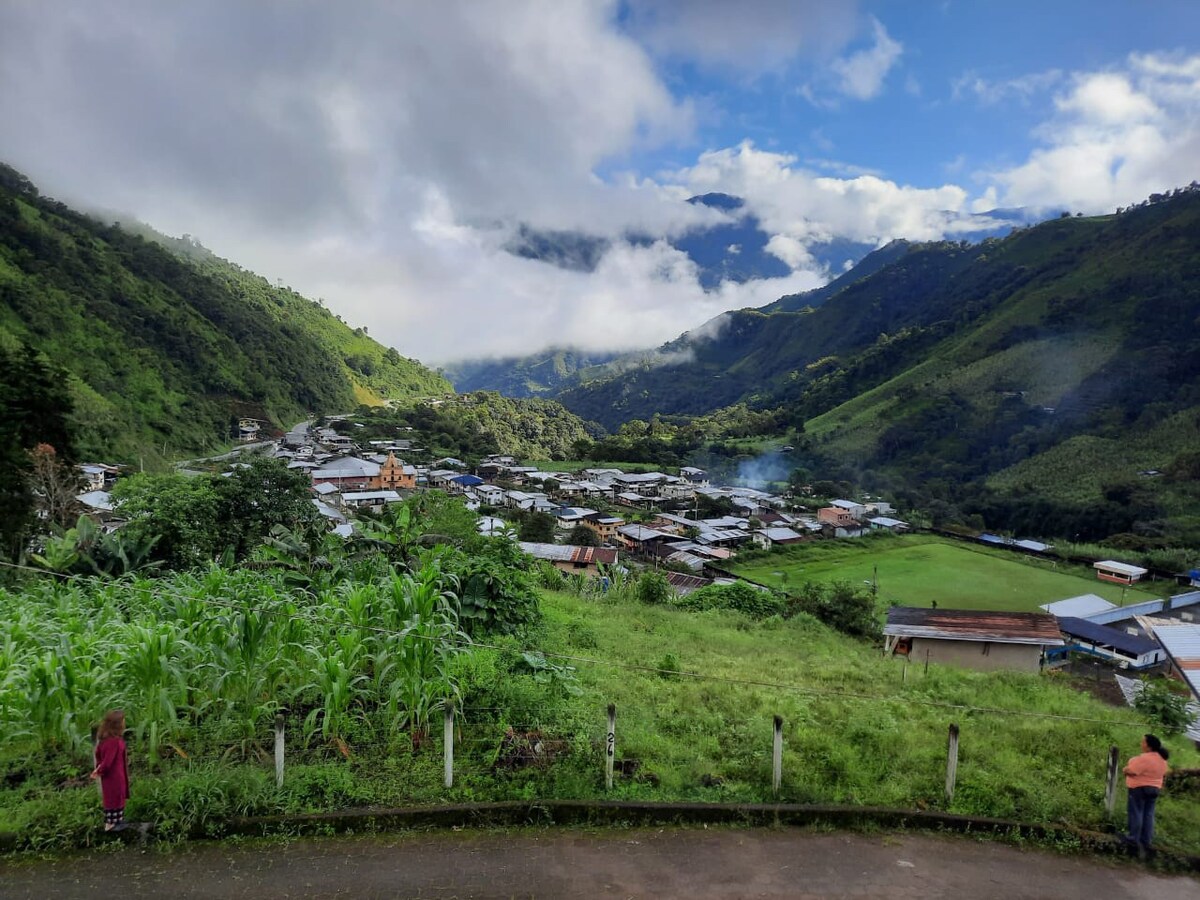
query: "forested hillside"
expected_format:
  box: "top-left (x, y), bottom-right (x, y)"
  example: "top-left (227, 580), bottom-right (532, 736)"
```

top-left (0, 164), bottom-right (451, 462)
top-left (549, 187), bottom-right (1200, 544)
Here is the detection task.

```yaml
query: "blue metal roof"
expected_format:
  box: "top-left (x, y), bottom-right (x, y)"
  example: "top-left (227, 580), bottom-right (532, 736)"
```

top-left (1057, 617), bottom-right (1160, 656)
top-left (450, 474), bottom-right (484, 486)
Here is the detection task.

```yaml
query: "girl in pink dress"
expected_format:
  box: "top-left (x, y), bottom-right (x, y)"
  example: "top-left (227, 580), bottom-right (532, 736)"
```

top-left (90, 709), bottom-right (130, 831)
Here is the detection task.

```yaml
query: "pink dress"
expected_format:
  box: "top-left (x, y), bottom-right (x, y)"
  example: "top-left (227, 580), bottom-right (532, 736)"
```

top-left (94, 737), bottom-right (129, 810)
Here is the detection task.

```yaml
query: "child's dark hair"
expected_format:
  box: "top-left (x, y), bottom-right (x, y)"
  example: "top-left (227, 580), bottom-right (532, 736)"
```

top-left (1145, 733), bottom-right (1170, 761)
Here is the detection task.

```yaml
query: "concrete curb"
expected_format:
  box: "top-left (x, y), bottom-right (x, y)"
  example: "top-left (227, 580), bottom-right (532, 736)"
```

top-left (222, 801), bottom-right (1200, 872)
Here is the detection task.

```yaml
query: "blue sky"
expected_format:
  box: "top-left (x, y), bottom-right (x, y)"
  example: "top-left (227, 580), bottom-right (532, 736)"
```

top-left (1, 1), bottom-right (1198, 361)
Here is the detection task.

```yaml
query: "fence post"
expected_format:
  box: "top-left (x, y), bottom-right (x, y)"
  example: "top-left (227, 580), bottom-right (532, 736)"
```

top-left (1104, 744), bottom-right (1120, 815)
top-left (605, 703), bottom-right (616, 791)
top-left (945, 723), bottom-right (959, 805)
top-left (274, 713), bottom-right (285, 790)
top-left (772, 715), bottom-right (783, 798)
top-left (443, 702), bottom-right (455, 789)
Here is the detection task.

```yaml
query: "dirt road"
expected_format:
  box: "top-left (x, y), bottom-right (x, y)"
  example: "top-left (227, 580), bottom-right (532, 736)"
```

top-left (1, 827), bottom-right (1194, 899)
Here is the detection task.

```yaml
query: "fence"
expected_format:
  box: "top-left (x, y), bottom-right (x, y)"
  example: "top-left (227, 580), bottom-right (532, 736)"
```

top-left (122, 699), bottom-right (1129, 824)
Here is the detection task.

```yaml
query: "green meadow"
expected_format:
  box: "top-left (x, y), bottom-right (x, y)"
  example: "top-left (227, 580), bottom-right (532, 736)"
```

top-left (729, 533), bottom-right (1162, 612)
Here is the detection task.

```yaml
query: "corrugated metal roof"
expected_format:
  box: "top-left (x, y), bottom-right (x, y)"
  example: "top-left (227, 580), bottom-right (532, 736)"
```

top-left (1152, 624), bottom-right (1200, 702)
top-left (1040, 594), bottom-right (1116, 618)
top-left (1057, 617), bottom-right (1161, 655)
top-left (519, 542), bottom-right (618, 565)
top-left (1094, 560), bottom-right (1148, 577)
top-left (884, 607), bottom-right (1064, 646)
top-left (665, 571), bottom-right (712, 595)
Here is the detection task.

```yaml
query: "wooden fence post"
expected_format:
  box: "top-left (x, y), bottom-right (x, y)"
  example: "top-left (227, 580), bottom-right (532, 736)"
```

top-left (443, 702), bottom-right (455, 789)
top-left (945, 723), bottom-right (959, 805)
top-left (605, 704), bottom-right (616, 791)
top-left (274, 714), bottom-right (285, 789)
top-left (1104, 744), bottom-right (1120, 815)
top-left (772, 715), bottom-right (783, 798)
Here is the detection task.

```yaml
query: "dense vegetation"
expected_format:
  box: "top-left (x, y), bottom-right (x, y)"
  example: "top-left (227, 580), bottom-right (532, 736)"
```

top-left (350, 392), bottom-right (595, 462)
top-left (0, 163), bottom-right (450, 464)
top-left (4, 558), bottom-right (1197, 854)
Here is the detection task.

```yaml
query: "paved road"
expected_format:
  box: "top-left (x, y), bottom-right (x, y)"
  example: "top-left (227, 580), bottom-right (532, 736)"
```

top-left (1, 828), bottom-right (1194, 899)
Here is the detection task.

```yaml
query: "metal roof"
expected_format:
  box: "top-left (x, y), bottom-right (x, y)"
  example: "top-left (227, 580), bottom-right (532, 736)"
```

top-left (518, 542), bottom-right (618, 565)
top-left (884, 607), bottom-right (1064, 646)
top-left (1085, 599), bottom-right (1165, 625)
top-left (1114, 674), bottom-right (1200, 742)
top-left (757, 527), bottom-right (804, 541)
top-left (1094, 560), bottom-right (1148, 577)
top-left (665, 571), bottom-right (712, 595)
top-left (1056, 617), bottom-right (1161, 656)
top-left (1040, 594), bottom-right (1116, 618)
top-left (1150, 624), bottom-right (1200, 701)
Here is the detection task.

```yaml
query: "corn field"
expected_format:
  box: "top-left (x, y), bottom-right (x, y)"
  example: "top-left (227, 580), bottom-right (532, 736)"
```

top-left (0, 551), bottom-right (468, 764)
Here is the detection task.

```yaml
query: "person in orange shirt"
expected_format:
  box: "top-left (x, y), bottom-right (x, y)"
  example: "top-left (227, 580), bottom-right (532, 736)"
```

top-left (1123, 733), bottom-right (1170, 858)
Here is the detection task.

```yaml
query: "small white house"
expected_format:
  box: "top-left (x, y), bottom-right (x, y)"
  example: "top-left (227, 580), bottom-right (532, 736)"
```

top-left (1094, 560), bottom-right (1149, 585)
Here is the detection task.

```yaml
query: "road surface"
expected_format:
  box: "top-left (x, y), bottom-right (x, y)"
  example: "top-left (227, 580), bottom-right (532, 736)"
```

top-left (0, 827), bottom-right (1194, 899)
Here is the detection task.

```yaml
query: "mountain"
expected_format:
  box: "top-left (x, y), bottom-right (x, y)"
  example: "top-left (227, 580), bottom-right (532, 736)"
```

top-left (0, 164), bottom-right (451, 462)
top-left (561, 187), bottom-right (1200, 543)
top-left (441, 346), bottom-right (621, 398)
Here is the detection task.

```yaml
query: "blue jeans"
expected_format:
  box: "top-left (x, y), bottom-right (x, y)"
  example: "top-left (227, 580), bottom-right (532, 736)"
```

top-left (1126, 786), bottom-right (1160, 849)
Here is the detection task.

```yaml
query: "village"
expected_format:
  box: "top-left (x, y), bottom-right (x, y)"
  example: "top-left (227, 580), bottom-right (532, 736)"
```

top-left (62, 414), bottom-right (1200, 751)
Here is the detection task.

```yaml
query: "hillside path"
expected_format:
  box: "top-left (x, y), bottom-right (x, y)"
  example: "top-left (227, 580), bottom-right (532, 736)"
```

top-left (1, 827), bottom-right (1195, 899)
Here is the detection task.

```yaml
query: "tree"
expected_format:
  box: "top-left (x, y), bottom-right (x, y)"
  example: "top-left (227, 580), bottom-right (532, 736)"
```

top-left (566, 524), bottom-right (600, 546)
top-left (112, 473), bottom-right (222, 570)
top-left (518, 511), bottom-right (556, 543)
top-left (26, 444), bottom-right (83, 529)
top-left (0, 344), bottom-right (77, 559)
top-left (636, 570), bottom-right (673, 605)
top-left (213, 455), bottom-right (322, 558)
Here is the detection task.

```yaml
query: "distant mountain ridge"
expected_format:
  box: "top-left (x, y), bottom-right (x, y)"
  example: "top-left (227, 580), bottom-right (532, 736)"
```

top-left (0, 163), bottom-right (451, 462)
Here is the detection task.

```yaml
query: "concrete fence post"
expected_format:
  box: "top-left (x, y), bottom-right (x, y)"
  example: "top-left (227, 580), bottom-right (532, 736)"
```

top-left (443, 702), bottom-right (455, 789)
top-left (772, 715), bottom-right (783, 798)
top-left (945, 723), bottom-right (959, 805)
top-left (1104, 744), bottom-right (1120, 815)
top-left (605, 704), bottom-right (616, 791)
top-left (274, 714), bottom-right (285, 790)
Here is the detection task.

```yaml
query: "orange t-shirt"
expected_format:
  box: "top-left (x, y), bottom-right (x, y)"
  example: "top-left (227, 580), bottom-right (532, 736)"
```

top-left (1125, 751), bottom-right (1168, 789)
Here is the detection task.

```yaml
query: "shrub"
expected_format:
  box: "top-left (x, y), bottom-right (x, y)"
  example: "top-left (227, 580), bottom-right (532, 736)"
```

top-left (1134, 679), bottom-right (1193, 734)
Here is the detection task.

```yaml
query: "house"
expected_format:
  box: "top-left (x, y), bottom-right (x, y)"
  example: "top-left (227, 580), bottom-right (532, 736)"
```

top-left (679, 466), bottom-right (708, 486)
top-left (817, 506), bottom-right (857, 527)
top-left (1094, 560), bottom-right (1149, 585)
top-left (518, 542), bottom-right (618, 577)
top-left (475, 484), bottom-right (505, 505)
top-left (583, 513), bottom-right (624, 544)
top-left (378, 452), bottom-right (417, 491)
top-left (340, 489), bottom-right (403, 510)
top-left (829, 499), bottom-right (867, 519)
top-left (552, 507), bottom-right (598, 528)
top-left (883, 607), bottom-right (1064, 673)
top-left (77, 464), bottom-right (117, 492)
top-left (865, 500), bottom-right (894, 516)
top-left (311, 457), bottom-right (381, 491)
top-left (447, 474), bottom-right (484, 493)
top-left (616, 524), bottom-right (673, 553)
top-left (434, 457), bottom-right (466, 469)
top-left (1055, 617), bottom-right (1165, 669)
top-left (751, 526), bottom-right (806, 549)
top-left (237, 417), bottom-right (263, 442)
top-left (866, 516), bottom-right (910, 533)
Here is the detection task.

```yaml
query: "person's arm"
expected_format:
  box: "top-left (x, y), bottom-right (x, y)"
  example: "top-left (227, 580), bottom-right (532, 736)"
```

top-left (91, 740), bottom-right (116, 778)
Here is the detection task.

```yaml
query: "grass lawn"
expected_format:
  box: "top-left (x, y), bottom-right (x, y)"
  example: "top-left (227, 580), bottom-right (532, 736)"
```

top-left (729, 533), bottom-right (1162, 611)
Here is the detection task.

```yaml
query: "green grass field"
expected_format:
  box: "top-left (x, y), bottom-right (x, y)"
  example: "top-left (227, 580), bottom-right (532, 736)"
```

top-left (730, 534), bottom-right (1162, 611)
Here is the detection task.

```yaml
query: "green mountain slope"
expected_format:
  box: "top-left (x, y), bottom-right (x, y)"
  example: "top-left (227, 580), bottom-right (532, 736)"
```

top-left (442, 346), bottom-right (620, 398)
top-left (0, 164), bottom-right (451, 461)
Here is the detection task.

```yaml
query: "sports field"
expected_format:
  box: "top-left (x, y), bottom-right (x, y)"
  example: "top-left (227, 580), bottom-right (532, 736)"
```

top-left (730, 533), bottom-right (1162, 612)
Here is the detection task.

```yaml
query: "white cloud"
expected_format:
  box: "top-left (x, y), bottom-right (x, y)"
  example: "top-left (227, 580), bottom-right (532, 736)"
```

top-left (674, 141), bottom-right (972, 247)
top-left (952, 69), bottom-right (1063, 105)
top-left (829, 17), bottom-right (903, 100)
top-left (623, 0), bottom-right (860, 74)
top-left (982, 53), bottom-right (1200, 213)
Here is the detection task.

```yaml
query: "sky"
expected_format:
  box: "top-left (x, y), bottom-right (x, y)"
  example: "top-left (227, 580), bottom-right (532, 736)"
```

top-left (1, 1), bottom-right (1199, 364)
